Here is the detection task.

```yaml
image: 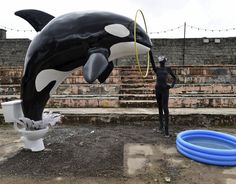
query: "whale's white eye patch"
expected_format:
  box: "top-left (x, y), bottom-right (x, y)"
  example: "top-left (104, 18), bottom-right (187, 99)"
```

top-left (104, 24), bottom-right (130, 38)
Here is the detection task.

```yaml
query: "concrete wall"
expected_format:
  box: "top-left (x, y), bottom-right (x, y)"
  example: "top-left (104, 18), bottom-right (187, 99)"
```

top-left (0, 29), bottom-right (6, 39)
top-left (152, 38), bottom-right (236, 65)
top-left (0, 39), bottom-right (30, 66)
top-left (116, 38), bottom-right (236, 66)
top-left (1, 29), bottom-right (236, 66)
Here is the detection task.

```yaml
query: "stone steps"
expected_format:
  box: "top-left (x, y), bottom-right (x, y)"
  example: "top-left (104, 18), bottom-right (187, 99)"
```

top-left (119, 65), bottom-right (236, 108)
top-left (1, 108), bottom-right (236, 126)
top-left (0, 67), bottom-right (120, 76)
top-left (120, 96), bottom-right (236, 108)
top-left (2, 83), bottom-right (235, 95)
top-left (1, 73), bottom-right (235, 85)
top-left (0, 84), bottom-right (121, 95)
top-left (121, 75), bottom-right (236, 84)
top-left (119, 93), bottom-right (236, 100)
top-left (1, 66), bottom-right (236, 84)
top-left (1, 65), bottom-right (236, 72)
top-left (120, 71), bottom-right (235, 77)
top-left (172, 84), bottom-right (236, 94)
top-left (120, 65), bottom-right (236, 84)
top-left (0, 67), bottom-right (120, 84)
top-left (47, 96), bottom-right (119, 108)
top-left (54, 84), bottom-right (120, 95)
top-left (64, 76), bottom-right (121, 84)
top-left (0, 75), bottom-right (121, 85)
top-left (0, 65), bottom-right (236, 108)
top-left (1, 94), bottom-right (235, 108)
top-left (120, 84), bottom-right (236, 94)
top-left (119, 65), bottom-right (236, 75)
top-left (0, 95), bottom-right (119, 108)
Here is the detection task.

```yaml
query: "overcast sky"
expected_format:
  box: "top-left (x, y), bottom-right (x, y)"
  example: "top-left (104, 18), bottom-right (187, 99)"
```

top-left (1, 0), bottom-right (236, 40)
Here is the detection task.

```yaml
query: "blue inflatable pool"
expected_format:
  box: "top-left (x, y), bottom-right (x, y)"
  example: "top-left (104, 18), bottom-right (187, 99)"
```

top-left (176, 130), bottom-right (236, 166)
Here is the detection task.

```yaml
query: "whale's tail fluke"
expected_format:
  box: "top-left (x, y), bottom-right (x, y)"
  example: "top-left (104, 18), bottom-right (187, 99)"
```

top-left (15, 9), bottom-right (54, 32)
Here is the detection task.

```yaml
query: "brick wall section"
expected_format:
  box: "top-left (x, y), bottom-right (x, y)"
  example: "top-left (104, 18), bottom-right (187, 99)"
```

top-left (0, 39), bottom-right (30, 66)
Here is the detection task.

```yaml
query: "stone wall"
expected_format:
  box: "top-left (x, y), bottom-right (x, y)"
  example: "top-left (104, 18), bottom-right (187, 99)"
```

top-left (116, 38), bottom-right (236, 66)
top-left (152, 38), bottom-right (236, 65)
top-left (0, 39), bottom-right (30, 66)
top-left (0, 29), bottom-right (6, 39)
top-left (1, 29), bottom-right (236, 66)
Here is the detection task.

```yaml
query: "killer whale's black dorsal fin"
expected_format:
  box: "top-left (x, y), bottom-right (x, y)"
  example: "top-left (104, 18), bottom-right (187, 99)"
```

top-left (15, 9), bottom-right (54, 32)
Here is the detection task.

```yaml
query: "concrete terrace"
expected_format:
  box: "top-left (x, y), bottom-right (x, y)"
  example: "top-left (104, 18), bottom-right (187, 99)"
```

top-left (0, 65), bottom-right (236, 126)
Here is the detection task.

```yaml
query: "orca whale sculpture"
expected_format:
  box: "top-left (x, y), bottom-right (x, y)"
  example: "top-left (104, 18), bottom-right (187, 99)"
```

top-left (15, 9), bottom-right (153, 121)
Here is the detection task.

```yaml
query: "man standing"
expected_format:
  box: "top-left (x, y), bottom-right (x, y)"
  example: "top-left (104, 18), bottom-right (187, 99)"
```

top-left (149, 52), bottom-right (176, 137)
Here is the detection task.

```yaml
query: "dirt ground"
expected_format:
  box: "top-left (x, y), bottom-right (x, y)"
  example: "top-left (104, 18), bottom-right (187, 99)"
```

top-left (0, 124), bottom-right (236, 184)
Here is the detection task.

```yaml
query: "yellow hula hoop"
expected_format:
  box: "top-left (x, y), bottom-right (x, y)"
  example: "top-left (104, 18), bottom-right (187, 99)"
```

top-left (134, 9), bottom-right (150, 78)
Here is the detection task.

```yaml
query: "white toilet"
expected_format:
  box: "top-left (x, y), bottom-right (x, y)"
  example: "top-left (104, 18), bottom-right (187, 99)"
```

top-left (17, 126), bottom-right (49, 152)
top-left (1, 100), bottom-right (49, 152)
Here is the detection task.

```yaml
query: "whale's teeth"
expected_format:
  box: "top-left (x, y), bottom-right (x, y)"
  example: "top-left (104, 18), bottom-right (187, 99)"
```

top-left (104, 24), bottom-right (130, 38)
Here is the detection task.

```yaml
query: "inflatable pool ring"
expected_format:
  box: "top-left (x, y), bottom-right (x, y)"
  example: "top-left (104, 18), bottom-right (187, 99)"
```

top-left (134, 9), bottom-right (150, 78)
top-left (176, 130), bottom-right (236, 166)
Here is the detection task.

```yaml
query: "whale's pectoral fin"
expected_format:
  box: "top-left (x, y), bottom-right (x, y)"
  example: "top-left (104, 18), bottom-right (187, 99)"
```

top-left (15, 9), bottom-right (54, 32)
top-left (83, 53), bottom-right (109, 84)
top-left (98, 61), bottom-right (114, 83)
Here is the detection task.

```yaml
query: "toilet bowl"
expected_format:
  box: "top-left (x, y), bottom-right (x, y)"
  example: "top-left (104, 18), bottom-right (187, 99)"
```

top-left (17, 125), bottom-right (49, 152)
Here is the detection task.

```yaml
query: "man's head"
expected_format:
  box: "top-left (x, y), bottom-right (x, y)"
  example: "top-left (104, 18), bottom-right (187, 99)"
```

top-left (158, 56), bottom-right (167, 63)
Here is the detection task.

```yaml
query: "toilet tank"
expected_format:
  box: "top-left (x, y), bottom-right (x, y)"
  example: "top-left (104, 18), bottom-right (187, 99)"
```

top-left (1, 100), bottom-right (24, 122)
